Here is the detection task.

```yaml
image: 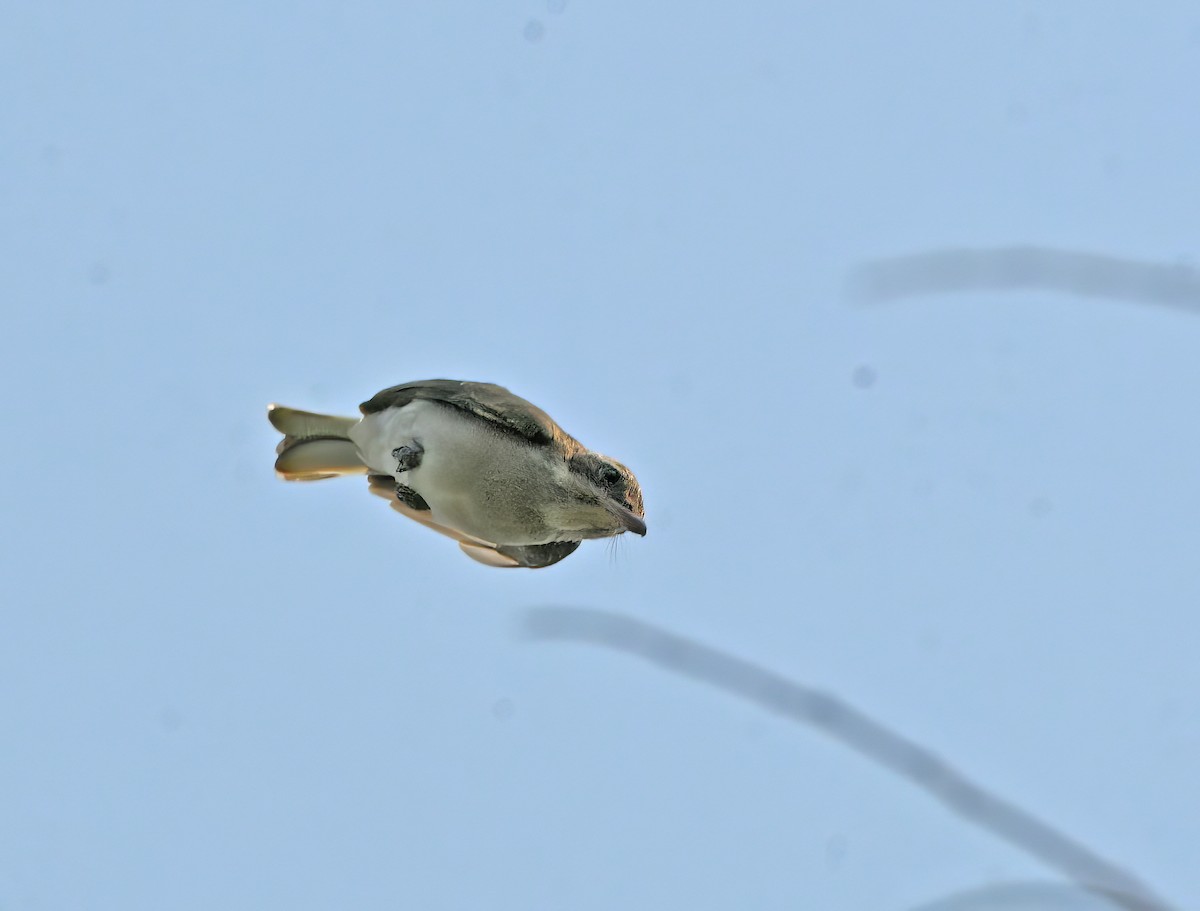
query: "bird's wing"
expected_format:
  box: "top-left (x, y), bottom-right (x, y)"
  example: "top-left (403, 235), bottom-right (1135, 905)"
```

top-left (364, 475), bottom-right (579, 569)
top-left (359, 380), bottom-right (585, 457)
top-left (487, 540), bottom-right (581, 568)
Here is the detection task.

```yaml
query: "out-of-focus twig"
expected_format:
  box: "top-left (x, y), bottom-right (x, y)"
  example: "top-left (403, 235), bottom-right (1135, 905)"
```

top-left (912, 880), bottom-right (1137, 911)
top-left (522, 607), bottom-right (1177, 911)
top-left (846, 246), bottom-right (1200, 312)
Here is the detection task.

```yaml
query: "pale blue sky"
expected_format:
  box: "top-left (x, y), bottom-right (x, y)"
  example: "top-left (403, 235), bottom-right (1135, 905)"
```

top-left (3, 3), bottom-right (1198, 909)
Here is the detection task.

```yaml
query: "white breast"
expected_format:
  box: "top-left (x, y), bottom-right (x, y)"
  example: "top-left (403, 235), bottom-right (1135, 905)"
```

top-left (349, 400), bottom-right (561, 545)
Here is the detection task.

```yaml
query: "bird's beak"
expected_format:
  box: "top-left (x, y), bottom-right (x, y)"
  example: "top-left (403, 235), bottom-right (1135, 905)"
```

top-left (609, 502), bottom-right (647, 536)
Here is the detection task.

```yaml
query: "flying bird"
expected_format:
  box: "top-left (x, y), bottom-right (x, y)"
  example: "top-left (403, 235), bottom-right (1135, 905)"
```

top-left (267, 380), bottom-right (646, 568)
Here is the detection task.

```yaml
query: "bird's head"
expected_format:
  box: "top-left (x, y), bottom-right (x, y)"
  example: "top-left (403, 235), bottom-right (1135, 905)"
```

top-left (559, 451), bottom-right (646, 539)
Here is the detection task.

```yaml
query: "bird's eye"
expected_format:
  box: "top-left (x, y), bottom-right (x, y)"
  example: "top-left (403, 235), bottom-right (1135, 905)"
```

top-left (599, 465), bottom-right (621, 485)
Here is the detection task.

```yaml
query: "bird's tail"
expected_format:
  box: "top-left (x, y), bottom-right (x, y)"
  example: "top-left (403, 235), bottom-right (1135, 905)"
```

top-left (268, 404), bottom-right (366, 481)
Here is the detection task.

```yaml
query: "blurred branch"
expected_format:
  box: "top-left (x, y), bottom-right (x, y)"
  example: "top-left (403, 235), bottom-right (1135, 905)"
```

top-left (912, 880), bottom-right (1144, 911)
top-left (846, 246), bottom-right (1200, 312)
top-left (522, 607), bottom-right (1177, 911)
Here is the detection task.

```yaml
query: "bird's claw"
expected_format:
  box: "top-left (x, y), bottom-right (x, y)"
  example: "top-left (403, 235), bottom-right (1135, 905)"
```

top-left (395, 483), bottom-right (430, 511)
top-left (392, 443), bottom-right (423, 473)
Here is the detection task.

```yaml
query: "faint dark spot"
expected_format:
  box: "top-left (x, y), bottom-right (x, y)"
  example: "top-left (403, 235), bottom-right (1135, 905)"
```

top-left (41, 144), bottom-right (62, 166)
top-left (825, 834), bottom-right (848, 870)
top-left (1029, 496), bottom-right (1053, 518)
top-left (668, 373), bottom-right (692, 397)
top-left (1157, 696), bottom-right (1180, 724)
top-left (912, 478), bottom-right (936, 497)
top-left (88, 263), bottom-right (111, 285)
top-left (492, 698), bottom-right (516, 721)
top-left (965, 468), bottom-right (991, 491)
top-left (1021, 11), bottom-right (1040, 39)
top-left (1005, 102), bottom-right (1030, 125)
top-left (837, 467), bottom-right (863, 497)
top-left (1102, 153), bottom-right (1124, 179)
top-left (851, 365), bottom-right (877, 389)
top-left (547, 0), bottom-right (567, 13)
top-left (918, 630), bottom-right (940, 654)
top-left (523, 19), bottom-right (545, 42)
top-left (159, 706), bottom-right (182, 732)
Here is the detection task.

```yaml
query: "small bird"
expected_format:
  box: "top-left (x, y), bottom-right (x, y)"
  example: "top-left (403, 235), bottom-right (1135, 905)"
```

top-left (268, 380), bottom-right (646, 568)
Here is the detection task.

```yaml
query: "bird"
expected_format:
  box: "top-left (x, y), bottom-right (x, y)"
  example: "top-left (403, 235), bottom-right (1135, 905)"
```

top-left (267, 379), bottom-right (646, 568)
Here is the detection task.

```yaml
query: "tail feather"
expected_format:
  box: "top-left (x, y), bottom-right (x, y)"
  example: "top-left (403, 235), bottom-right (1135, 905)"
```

top-left (268, 404), bottom-right (357, 439)
top-left (268, 403), bottom-right (365, 481)
top-left (275, 439), bottom-right (366, 480)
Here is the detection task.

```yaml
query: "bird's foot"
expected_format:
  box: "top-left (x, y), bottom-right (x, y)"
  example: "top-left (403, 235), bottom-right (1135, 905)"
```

top-left (392, 443), bottom-right (423, 473)
top-left (395, 483), bottom-right (430, 511)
